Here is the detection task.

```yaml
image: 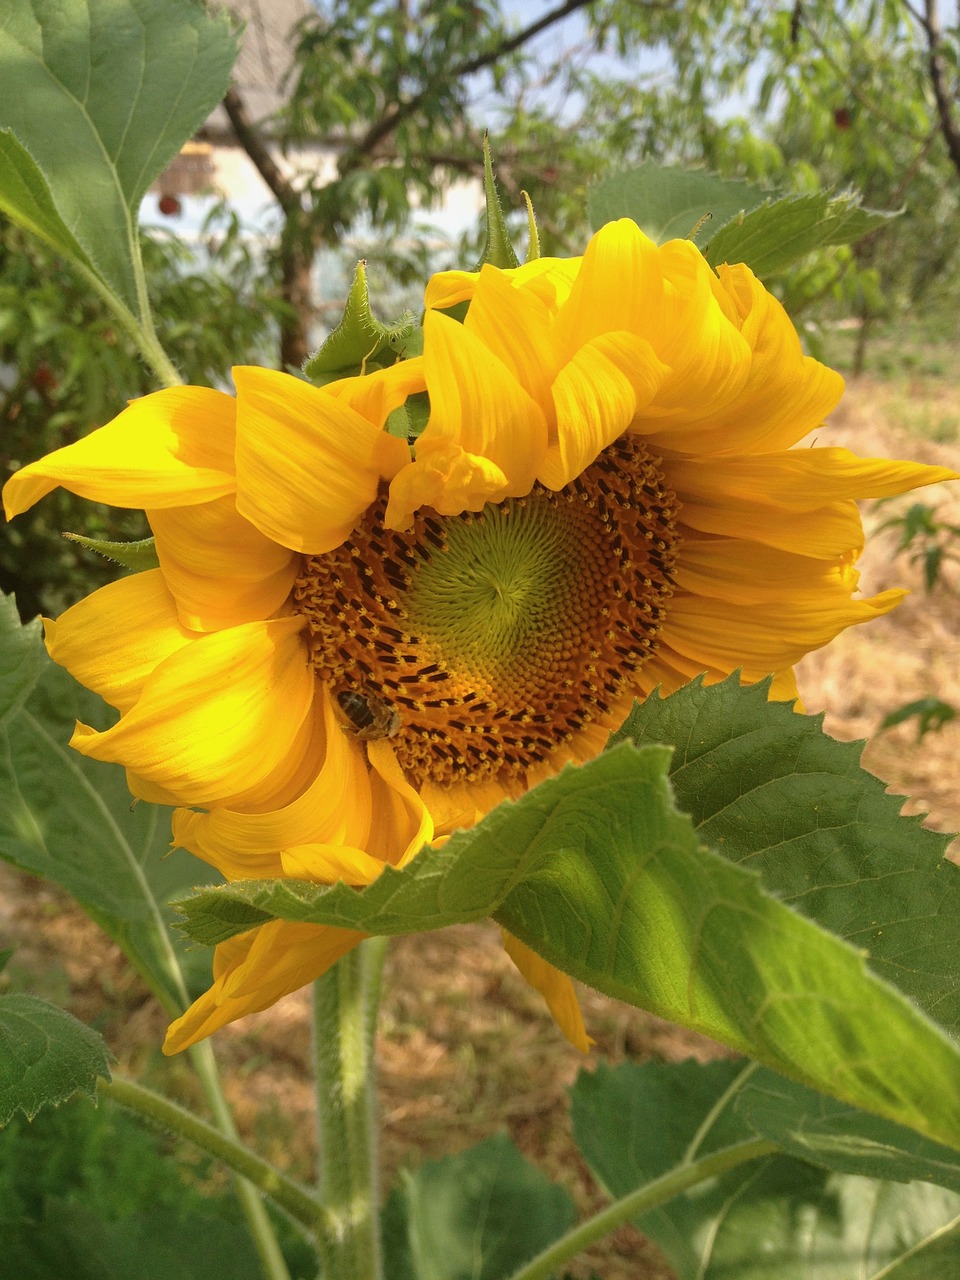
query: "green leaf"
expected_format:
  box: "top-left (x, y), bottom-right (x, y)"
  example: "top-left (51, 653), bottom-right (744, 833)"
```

top-left (737, 1069), bottom-right (960, 1194)
top-left (0, 593), bottom-right (44, 726)
top-left (0, 0), bottom-right (238, 319)
top-left (62, 534), bottom-right (160, 573)
top-left (382, 1134), bottom-right (575, 1280)
top-left (477, 137), bottom-right (520, 270)
top-left (703, 190), bottom-right (896, 276)
top-left (0, 994), bottom-right (110, 1125)
top-left (588, 164), bottom-right (767, 244)
top-left (177, 733), bottom-right (960, 1152)
top-left (0, 653), bottom-right (218, 1012)
top-left (572, 1061), bottom-right (960, 1280)
top-left (612, 674), bottom-right (960, 1037)
top-left (303, 260), bottom-right (418, 385)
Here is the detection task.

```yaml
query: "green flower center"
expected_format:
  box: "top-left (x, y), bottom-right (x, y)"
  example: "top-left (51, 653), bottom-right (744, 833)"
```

top-left (293, 435), bottom-right (681, 788)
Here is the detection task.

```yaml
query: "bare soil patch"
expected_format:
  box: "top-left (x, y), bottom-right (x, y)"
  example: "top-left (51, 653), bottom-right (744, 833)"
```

top-left (2, 374), bottom-right (958, 1279)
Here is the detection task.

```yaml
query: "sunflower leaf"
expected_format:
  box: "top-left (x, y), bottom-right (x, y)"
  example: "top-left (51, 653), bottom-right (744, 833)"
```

top-left (703, 190), bottom-right (896, 276)
top-left (0, 0), bottom-right (238, 320)
top-left (0, 994), bottom-right (111, 1126)
top-left (0, 593), bottom-right (44, 727)
top-left (382, 1134), bottom-right (576, 1280)
top-left (0, 637), bottom-right (219, 1013)
top-left (304, 260), bottom-right (419, 385)
top-left (588, 166), bottom-right (894, 276)
top-left (571, 1060), bottom-right (960, 1280)
top-left (176, 735), bottom-right (960, 1153)
top-left (735, 1068), bottom-right (960, 1192)
top-left (610, 673), bottom-right (960, 1037)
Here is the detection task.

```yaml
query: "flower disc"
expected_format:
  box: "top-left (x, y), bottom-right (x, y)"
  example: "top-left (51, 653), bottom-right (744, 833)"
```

top-left (293, 434), bottom-right (680, 786)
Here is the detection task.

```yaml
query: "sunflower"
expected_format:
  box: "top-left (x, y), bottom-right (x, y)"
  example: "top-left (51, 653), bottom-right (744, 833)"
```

top-left (4, 220), bottom-right (954, 1056)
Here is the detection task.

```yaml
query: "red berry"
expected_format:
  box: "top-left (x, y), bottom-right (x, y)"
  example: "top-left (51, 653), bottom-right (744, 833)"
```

top-left (158, 193), bottom-right (182, 216)
top-left (833, 107), bottom-right (852, 130)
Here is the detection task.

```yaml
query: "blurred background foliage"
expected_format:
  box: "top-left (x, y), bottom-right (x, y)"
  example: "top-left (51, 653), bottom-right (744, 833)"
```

top-left (3, 0), bottom-right (959, 620)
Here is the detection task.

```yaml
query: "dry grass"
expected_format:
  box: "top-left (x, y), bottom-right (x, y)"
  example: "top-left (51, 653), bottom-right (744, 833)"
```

top-left (2, 372), bottom-right (960, 1279)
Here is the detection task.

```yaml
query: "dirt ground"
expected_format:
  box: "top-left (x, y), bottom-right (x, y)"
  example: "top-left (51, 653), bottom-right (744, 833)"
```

top-left (2, 374), bottom-right (959, 1280)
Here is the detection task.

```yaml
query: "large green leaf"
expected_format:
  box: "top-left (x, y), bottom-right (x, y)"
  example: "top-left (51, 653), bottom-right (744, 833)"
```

top-left (382, 1134), bottom-right (575, 1280)
top-left (612, 674), bottom-right (960, 1035)
top-left (0, 614), bottom-right (218, 1011)
top-left (737, 1070), bottom-right (960, 1193)
top-left (0, 0), bottom-right (238, 318)
top-left (177, 724), bottom-right (960, 1151)
top-left (0, 994), bottom-right (110, 1125)
top-left (572, 1061), bottom-right (960, 1280)
top-left (588, 164), bottom-right (767, 245)
top-left (0, 593), bottom-right (44, 725)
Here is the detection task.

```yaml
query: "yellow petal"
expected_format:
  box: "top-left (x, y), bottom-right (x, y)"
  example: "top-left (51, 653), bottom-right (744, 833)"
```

top-left (668, 448), bottom-right (958, 510)
top-left (501, 931), bottom-right (593, 1053)
top-left (43, 570), bottom-right (194, 713)
top-left (385, 448), bottom-right (509, 530)
top-left (149, 496), bottom-right (298, 631)
top-left (280, 843), bottom-right (386, 884)
top-left (170, 685), bottom-right (373, 877)
top-left (410, 308), bottom-right (548, 507)
top-left (419, 776), bottom-right (513, 837)
top-left (540, 332), bottom-right (665, 490)
top-left (678, 498), bottom-right (865, 558)
top-left (233, 366), bottom-right (410, 553)
top-left (663, 588), bottom-right (906, 679)
top-left (70, 617), bottom-right (315, 808)
top-left (674, 539), bottom-right (861, 605)
top-left (366, 738), bottom-right (434, 866)
top-left (162, 920), bottom-right (364, 1054)
top-left (2, 387), bottom-right (236, 518)
top-left (551, 219), bottom-right (665, 359)
top-left (464, 265), bottom-right (559, 413)
top-left (324, 358), bottom-right (427, 424)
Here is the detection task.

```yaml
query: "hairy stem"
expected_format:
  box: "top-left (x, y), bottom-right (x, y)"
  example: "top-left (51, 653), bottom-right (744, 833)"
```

top-left (99, 1074), bottom-right (320, 1233)
top-left (312, 941), bottom-right (388, 1280)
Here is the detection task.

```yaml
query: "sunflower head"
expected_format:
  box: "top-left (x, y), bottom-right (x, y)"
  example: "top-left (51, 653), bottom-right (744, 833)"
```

top-left (4, 218), bottom-right (955, 1055)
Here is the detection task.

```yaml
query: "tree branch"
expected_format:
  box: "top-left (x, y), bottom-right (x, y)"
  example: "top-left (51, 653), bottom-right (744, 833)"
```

top-left (920, 0), bottom-right (960, 183)
top-left (343, 0), bottom-right (600, 168)
top-left (222, 85), bottom-right (300, 213)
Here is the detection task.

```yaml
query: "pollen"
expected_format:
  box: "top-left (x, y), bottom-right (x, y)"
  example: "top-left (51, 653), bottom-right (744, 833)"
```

top-left (292, 435), bottom-right (681, 787)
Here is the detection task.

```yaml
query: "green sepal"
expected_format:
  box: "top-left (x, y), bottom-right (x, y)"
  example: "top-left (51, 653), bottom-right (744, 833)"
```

top-left (303, 261), bottom-right (419, 386)
top-left (521, 189), bottom-right (541, 262)
top-left (475, 137), bottom-right (520, 271)
top-left (63, 534), bottom-right (160, 573)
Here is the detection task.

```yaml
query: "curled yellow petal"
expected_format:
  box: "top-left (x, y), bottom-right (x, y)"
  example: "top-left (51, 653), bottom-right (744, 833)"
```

top-left (70, 617), bottom-right (314, 808)
top-left (233, 366), bottom-right (410, 553)
top-left (2, 387), bottom-right (236, 519)
top-left (149, 496), bottom-right (298, 632)
top-left (162, 921), bottom-right (364, 1054)
top-left (43, 570), bottom-right (193, 714)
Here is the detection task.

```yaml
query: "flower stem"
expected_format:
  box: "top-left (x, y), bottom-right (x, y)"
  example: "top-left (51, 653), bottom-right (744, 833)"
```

top-left (99, 1074), bottom-right (321, 1234)
top-left (505, 1137), bottom-right (780, 1280)
top-left (312, 940), bottom-right (388, 1280)
top-left (187, 1040), bottom-right (300, 1280)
